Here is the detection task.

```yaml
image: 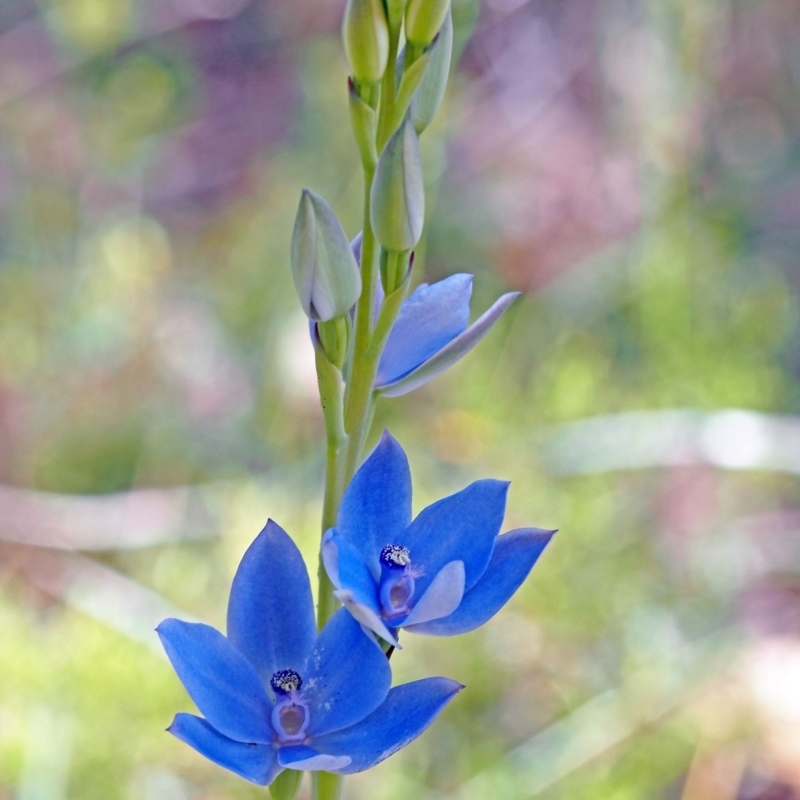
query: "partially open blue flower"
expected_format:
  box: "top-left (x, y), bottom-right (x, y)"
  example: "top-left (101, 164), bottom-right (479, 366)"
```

top-left (374, 274), bottom-right (521, 397)
top-left (322, 432), bottom-right (555, 646)
top-left (345, 234), bottom-right (519, 397)
top-left (157, 520), bottom-right (462, 785)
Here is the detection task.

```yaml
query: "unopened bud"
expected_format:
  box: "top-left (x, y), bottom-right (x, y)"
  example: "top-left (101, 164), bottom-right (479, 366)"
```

top-left (317, 315), bottom-right (351, 370)
top-left (348, 78), bottom-right (378, 167)
top-left (291, 189), bottom-right (362, 321)
top-left (370, 119), bottom-right (425, 252)
top-left (381, 249), bottom-right (414, 295)
top-left (410, 10), bottom-right (452, 133)
top-left (385, 0), bottom-right (407, 30)
top-left (404, 0), bottom-right (450, 46)
top-left (343, 0), bottom-right (390, 84)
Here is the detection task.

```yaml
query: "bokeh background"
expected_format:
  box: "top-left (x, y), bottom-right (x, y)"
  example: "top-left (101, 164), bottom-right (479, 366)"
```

top-left (2, 0), bottom-right (800, 798)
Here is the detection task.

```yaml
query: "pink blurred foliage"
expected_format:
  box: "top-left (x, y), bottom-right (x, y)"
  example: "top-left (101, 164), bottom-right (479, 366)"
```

top-left (144, 11), bottom-right (301, 221)
top-left (452, 0), bottom-right (640, 289)
top-left (154, 299), bottom-right (254, 422)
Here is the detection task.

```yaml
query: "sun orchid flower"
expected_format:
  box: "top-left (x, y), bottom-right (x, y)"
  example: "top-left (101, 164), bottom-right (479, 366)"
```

top-left (345, 234), bottom-right (520, 398)
top-left (322, 432), bottom-right (555, 646)
top-left (157, 520), bottom-right (462, 785)
top-left (375, 273), bottom-right (521, 397)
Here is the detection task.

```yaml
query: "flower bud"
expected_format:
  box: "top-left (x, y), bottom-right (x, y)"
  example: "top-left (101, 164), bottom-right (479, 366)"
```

top-left (404, 0), bottom-right (450, 46)
top-left (410, 10), bottom-right (452, 133)
top-left (348, 78), bottom-right (378, 168)
top-left (381, 249), bottom-right (414, 295)
top-left (385, 0), bottom-right (407, 29)
top-left (291, 189), bottom-right (362, 321)
top-left (342, 0), bottom-right (390, 84)
top-left (317, 315), bottom-right (351, 370)
top-left (370, 120), bottom-right (425, 252)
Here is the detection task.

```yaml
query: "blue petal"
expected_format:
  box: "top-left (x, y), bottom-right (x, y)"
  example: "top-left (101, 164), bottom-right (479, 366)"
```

top-left (336, 432), bottom-right (411, 573)
top-left (376, 291), bottom-right (520, 397)
top-left (403, 480), bottom-right (509, 599)
top-left (304, 608), bottom-right (391, 736)
top-left (403, 560), bottom-right (464, 626)
top-left (321, 529), bottom-right (379, 603)
top-left (406, 528), bottom-right (555, 636)
top-left (168, 713), bottom-right (280, 785)
top-left (309, 678), bottom-right (463, 774)
top-left (322, 530), bottom-right (399, 645)
top-left (376, 275), bottom-right (472, 386)
top-left (278, 745), bottom-right (352, 771)
top-left (157, 619), bottom-right (274, 743)
top-left (227, 520), bottom-right (316, 685)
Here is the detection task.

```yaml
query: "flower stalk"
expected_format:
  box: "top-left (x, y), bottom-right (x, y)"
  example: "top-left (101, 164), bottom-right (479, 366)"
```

top-left (312, 15), bottom-right (408, 800)
top-left (307, 2), bottom-right (526, 798)
top-left (156, 0), bottom-right (551, 794)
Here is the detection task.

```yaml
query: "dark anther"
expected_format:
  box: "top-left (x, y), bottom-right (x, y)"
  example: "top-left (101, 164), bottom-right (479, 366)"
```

top-left (271, 669), bottom-right (303, 694)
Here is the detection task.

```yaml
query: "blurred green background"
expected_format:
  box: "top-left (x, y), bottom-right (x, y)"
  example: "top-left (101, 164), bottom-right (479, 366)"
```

top-left (2, 0), bottom-right (800, 798)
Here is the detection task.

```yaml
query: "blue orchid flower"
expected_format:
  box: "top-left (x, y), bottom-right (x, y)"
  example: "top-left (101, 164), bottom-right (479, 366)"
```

top-left (157, 520), bottom-right (462, 785)
top-left (322, 432), bottom-right (555, 646)
top-left (349, 233), bottom-right (520, 397)
top-left (374, 273), bottom-right (521, 397)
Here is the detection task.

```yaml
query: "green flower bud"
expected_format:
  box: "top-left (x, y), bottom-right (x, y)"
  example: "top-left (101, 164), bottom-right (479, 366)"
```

top-left (269, 769), bottom-right (302, 800)
top-left (348, 78), bottom-right (378, 168)
top-left (317, 315), bottom-right (351, 370)
top-left (390, 47), bottom-right (431, 133)
top-left (370, 119), bottom-right (425, 252)
top-left (342, 0), bottom-right (390, 84)
top-left (385, 0), bottom-right (407, 29)
top-left (381, 249), bottom-right (413, 295)
top-left (410, 9), bottom-right (453, 133)
top-left (404, 0), bottom-right (450, 46)
top-left (291, 189), bottom-right (362, 321)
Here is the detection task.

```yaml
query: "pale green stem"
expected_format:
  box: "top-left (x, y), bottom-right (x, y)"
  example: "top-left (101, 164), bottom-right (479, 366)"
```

top-left (315, 346), bottom-right (346, 630)
top-left (312, 20), bottom-right (409, 800)
top-left (313, 771), bottom-right (343, 800)
top-left (341, 269), bottom-right (409, 478)
top-left (351, 167), bottom-right (376, 364)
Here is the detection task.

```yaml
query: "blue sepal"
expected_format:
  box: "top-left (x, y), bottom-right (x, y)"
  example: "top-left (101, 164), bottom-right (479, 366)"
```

top-left (168, 714), bottom-right (281, 785)
top-left (377, 274), bottom-right (472, 386)
top-left (376, 289), bottom-right (520, 397)
top-left (407, 528), bottom-right (555, 635)
top-left (309, 678), bottom-right (463, 773)
top-left (303, 609), bottom-right (391, 737)
top-left (156, 619), bottom-right (274, 744)
top-left (337, 431), bottom-right (412, 571)
top-left (227, 520), bottom-right (316, 685)
top-left (403, 479), bottom-right (509, 596)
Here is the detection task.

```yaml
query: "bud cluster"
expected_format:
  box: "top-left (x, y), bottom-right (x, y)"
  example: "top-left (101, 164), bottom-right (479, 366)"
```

top-left (348, 0), bottom-right (454, 297)
top-left (290, 0), bottom-right (455, 371)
